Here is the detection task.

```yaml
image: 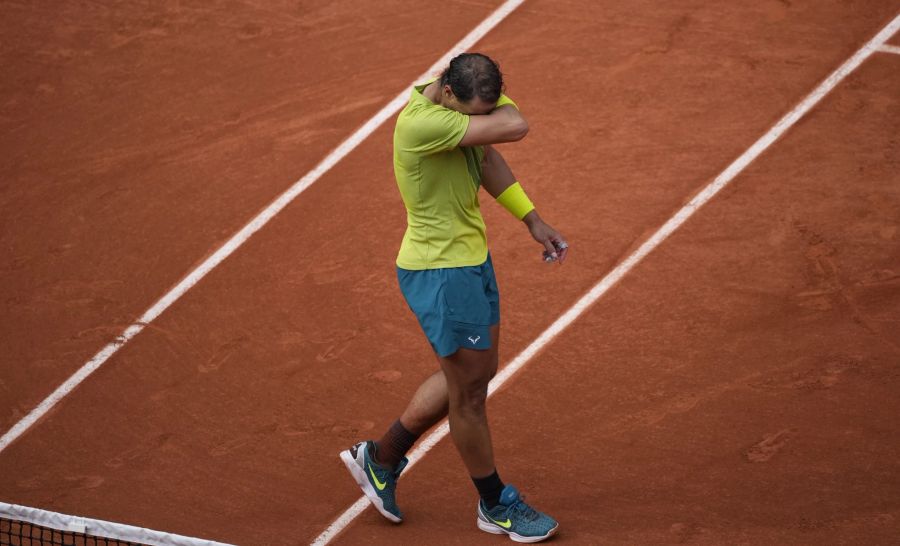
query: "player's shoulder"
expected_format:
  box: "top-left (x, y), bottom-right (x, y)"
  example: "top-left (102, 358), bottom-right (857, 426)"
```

top-left (398, 100), bottom-right (460, 132)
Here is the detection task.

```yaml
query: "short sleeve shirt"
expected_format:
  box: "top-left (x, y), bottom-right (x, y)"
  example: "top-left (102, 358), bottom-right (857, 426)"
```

top-left (393, 80), bottom-right (488, 270)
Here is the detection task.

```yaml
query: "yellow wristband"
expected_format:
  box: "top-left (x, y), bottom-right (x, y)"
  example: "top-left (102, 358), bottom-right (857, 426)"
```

top-left (495, 94), bottom-right (518, 110)
top-left (496, 182), bottom-right (535, 220)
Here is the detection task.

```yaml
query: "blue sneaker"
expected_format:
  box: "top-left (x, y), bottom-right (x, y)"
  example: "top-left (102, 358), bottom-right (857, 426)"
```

top-left (476, 485), bottom-right (559, 543)
top-left (340, 440), bottom-right (408, 523)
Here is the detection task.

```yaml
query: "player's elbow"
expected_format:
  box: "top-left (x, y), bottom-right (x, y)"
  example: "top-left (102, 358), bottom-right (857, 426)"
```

top-left (507, 119), bottom-right (529, 142)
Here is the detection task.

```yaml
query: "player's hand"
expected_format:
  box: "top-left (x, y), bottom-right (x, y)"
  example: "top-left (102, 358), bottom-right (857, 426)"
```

top-left (523, 210), bottom-right (569, 264)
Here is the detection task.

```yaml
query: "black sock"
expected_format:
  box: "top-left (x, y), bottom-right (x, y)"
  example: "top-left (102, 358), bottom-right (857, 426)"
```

top-left (374, 419), bottom-right (419, 469)
top-left (472, 469), bottom-right (505, 509)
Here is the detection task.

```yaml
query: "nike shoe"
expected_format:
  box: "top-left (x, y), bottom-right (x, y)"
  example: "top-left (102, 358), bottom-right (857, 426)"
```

top-left (476, 484), bottom-right (559, 543)
top-left (339, 440), bottom-right (408, 523)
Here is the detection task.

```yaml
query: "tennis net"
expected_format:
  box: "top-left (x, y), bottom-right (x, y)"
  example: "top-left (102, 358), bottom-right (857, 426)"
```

top-left (0, 503), bottom-right (231, 546)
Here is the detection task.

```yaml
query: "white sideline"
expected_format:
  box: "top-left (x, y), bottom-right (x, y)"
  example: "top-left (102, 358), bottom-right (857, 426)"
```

top-left (311, 12), bottom-right (900, 546)
top-left (0, 502), bottom-right (233, 546)
top-left (0, 0), bottom-right (527, 454)
top-left (877, 43), bottom-right (900, 55)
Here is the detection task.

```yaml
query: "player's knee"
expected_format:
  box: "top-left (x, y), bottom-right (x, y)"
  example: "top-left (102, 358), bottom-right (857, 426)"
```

top-left (453, 383), bottom-right (488, 415)
top-left (459, 395), bottom-right (487, 417)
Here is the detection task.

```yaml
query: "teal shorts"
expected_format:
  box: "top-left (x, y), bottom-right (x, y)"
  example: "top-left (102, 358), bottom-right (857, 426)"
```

top-left (397, 254), bottom-right (500, 357)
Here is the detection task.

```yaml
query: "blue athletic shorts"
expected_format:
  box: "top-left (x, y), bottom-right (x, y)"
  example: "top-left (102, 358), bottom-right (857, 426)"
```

top-left (397, 254), bottom-right (500, 357)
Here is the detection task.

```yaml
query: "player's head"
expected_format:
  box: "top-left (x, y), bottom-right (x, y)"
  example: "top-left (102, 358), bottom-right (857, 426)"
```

top-left (439, 52), bottom-right (504, 115)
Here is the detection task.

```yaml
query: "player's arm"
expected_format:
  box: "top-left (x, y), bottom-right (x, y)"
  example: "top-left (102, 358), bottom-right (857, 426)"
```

top-left (457, 103), bottom-right (529, 147)
top-left (481, 145), bottom-right (569, 264)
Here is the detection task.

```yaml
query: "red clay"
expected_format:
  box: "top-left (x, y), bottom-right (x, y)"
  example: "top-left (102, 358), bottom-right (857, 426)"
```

top-left (0, 0), bottom-right (506, 432)
top-left (1, 1), bottom-right (898, 545)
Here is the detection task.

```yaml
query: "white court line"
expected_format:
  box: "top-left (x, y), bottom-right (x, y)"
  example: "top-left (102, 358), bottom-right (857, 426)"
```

top-left (877, 43), bottom-right (900, 55)
top-left (310, 11), bottom-right (900, 546)
top-left (0, 0), bottom-right (528, 454)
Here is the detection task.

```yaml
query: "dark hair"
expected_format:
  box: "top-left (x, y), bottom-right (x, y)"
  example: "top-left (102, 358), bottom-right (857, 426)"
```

top-left (439, 53), bottom-right (503, 104)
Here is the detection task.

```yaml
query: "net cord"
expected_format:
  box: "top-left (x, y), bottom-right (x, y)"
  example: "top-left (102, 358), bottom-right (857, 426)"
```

top-left (0, 502), bottom-right (233, 546)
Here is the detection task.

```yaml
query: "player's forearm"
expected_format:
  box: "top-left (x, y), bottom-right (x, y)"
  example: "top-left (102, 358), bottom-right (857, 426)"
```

top-left (480, 145), bottom-right (518, 199)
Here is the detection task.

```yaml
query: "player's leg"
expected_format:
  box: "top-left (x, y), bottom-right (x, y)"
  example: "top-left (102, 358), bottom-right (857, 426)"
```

top-left (340, 326), bottom-right (494, 524)
top-left (372, 367), bottom-right (448, 471)
top-left (338, 367), bottom-right (448, 523)
top-left (440, 326), bottom-right (555, 542)
top-left (375, 319), bottom-right (500, 470)
top-left (397, 368), bottom-right (448, 436)
top-left (438, 326), bottom-right (500, 478)
top-left (340, 266), bottom-right (452, 522)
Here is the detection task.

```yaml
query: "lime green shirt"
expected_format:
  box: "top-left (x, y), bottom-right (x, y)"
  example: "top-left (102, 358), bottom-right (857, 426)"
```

top-left (393, 81), bottom-right (487, 270)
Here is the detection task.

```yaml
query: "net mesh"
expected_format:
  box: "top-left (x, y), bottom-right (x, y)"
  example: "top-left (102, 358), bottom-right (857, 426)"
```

top-left (1, 516), bottom-right (147, 546)
top-left (0, 502), bottom-right (229, 546)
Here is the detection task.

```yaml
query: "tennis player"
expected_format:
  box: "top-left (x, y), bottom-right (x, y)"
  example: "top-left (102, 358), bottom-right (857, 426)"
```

top-left (341, 53), bottom-right (567, 542)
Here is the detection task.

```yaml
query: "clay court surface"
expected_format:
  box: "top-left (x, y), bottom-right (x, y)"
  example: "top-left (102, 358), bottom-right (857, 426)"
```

top-left (2, 1), bottom-right (899, 544)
